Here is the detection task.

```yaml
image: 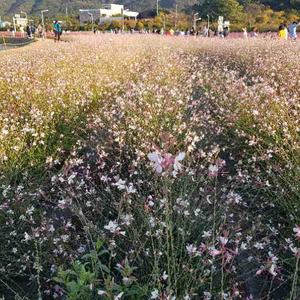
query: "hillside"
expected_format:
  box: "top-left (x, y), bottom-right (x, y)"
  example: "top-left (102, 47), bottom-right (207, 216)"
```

top-left (0, 0), bottom-right (197, 17)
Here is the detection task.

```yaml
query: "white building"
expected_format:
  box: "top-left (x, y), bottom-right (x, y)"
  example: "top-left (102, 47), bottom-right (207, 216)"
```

top-left (79, 4), bottom-right (139, 24)
top-left (0, 21), bottom-right (12, 28)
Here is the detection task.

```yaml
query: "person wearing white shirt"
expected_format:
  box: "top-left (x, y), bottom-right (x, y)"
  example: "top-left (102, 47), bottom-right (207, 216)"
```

top-left (284, 25), bottom-right (288, 40)
top-left (289, 22), bottom-right (300, 39)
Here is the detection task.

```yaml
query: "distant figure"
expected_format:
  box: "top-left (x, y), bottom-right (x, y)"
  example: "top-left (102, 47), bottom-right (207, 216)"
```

top-left (250, 27), bottom-right (258, 38)
top-left (31, 24), bottom-right (36, 37)
top-left (10, 25), bottom-right (15, 37)
top-left (20, 25), bottom-right (24, 37)
top-left (278, 25), bottom-right (287, 40)
top-left (284, 24), bottom-right (288, 40)
top-left (53, 20), bottom-right (62, 42)
top-left (223, 27), bottom-right (229, 38)
top-left (242, 27), bottom-right (248, 39)
top-left (37, 24), bottom-right (43, 38)
top-left (26, 24), bottom-right (31, 38)
top-left (202, 26), bottom-right (208, 37)
top-left (289, 21), bottom-right (300, 40)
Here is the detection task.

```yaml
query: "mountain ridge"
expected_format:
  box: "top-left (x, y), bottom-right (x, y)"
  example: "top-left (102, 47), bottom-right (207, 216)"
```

top-left (0, 0), bottom-right (197, 17)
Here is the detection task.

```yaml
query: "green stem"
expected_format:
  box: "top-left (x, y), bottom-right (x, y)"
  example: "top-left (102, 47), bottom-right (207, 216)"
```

top-left (290, 255), bottom-right (300, 300)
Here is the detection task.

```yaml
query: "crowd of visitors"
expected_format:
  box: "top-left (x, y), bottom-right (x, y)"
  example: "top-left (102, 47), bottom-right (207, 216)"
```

top-left (6, 19), bottom-right (300, 41)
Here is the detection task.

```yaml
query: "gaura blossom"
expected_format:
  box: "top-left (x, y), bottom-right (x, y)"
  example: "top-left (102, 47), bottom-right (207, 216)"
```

top-left (147, 151), bottom-right (163, 173)
top-left (269, 264), bottom-right (277, 277)
top-left (114, 292), bottom-right (124, 300)
top-left (208, 164), bottom-right (218, 177)
top-left (104, 220), bottom-right (125, 236)
top-left (293, 225), bottom-right (300, 238)
top-left (150, 289), bottom-right (159, 299)
top-left (174, 152), bottom-right (185, 171)
top-left (147, 150), bottom-right (185, 176)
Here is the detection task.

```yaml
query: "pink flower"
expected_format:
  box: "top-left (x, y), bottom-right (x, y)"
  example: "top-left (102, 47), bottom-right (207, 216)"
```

top-left (220, 237), bottom-right (228, 246)
top-left (209, 247), bottom-right (221, 257)
top-left (147, 151), bottom-right (163, 173)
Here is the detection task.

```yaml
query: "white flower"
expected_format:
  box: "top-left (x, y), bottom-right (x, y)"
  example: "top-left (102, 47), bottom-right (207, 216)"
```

top-left (290, 245), bottom-right (300, 256)
top-left (98, 290), bottom-right (106, 295)
top-left (254, 242), bottom-right (264, 249)
top-left (115, 292), bottom-right (124, 300)
top-left (98, 290), bottom-right (109, 296)
top-left (293, 225), bottom-right (300, 238)
top-left (104, 220), bottom-right (125, 235)
top-left (241, 242), bottom-right (247, 250)
top-left (269, 264), bottom-right (277, 276)
top-left (209, 164), bottom-right (218, 176)
top-left (150, 289), bottom-right (159, 299)
top-left (147, 152), bottom-right (163, 173)
top-left (24, 232), bottom-right (31, 242)
top-left (126, 183), bottom-right (136, 194)
top-left (186, 244), bottom-right (197, 255)
top-left (2, 129), bottom-right (8, 135)
top-left (204, 291), bottom-right (212, 299)
top-left (162, 271), bottom-right (168, 280)
top-left (113, 179), bottom-right (126, 190)
top-left (174, 152), bottom-right (185, 171)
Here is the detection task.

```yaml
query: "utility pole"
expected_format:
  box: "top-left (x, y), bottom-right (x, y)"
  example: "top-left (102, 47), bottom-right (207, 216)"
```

top-left (121, 8), bottom-right (124, 32)
top-left (88, 12), bottom-right (94, 32)
top-left (41, 10), bottom-right (49, 27)
top-left (66, 7), bottom-right (68, 18)
top-left (207, 15), bottom-right (209, 33)
top-left (175, 4), bottom-right (178, 31)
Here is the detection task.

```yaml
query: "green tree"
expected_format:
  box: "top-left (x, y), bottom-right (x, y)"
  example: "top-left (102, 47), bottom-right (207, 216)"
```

top-left (136, 22), bottom-right (144, 31)
top-left (198, 0), bottom-right (243, 22)
top-left (111, 20), bottom-right (121, 30)
top-left (125, 20), bottom-right (136, 30)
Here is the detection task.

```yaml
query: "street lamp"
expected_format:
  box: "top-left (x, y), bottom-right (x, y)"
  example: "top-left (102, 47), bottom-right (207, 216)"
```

top-left (21, 11), bottom-right (27, 20)
top-left (157, 0), bottom-right (161, 16)
top-left (207, 14), bottom-right (210, 32)
top-left (88, 12), bottom-right (94, 32)
top-left (174, 4), bottom-right (178, 31)
top-left (41, 10), bottom-right (48, 26)
top-left (193, 13), bottom-right (201, 31)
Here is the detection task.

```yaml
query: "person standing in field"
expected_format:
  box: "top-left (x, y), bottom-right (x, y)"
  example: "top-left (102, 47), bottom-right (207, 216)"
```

top-left (20, 25), bottom-right (24, 37)
top-left (37, 24), bottom-right (43, 38)
top-left (289, 21), bottom-right (300, 40)
top-left (278, 25), bottom-right (287, 40)
top-left (284, 24), bottom-right (288, 40)
top-left (31, 24), bottom-right (36, 37)
top-left (10, 25), bottom-right (15, 37)
top-left (26, 24), bottom-right (31, 38)
top-left (250, 27), bottom-right (258, 38)
top-left (242, 27), bottom-right (248, 39)
top-left (53, 20), bottom-right (62, 42)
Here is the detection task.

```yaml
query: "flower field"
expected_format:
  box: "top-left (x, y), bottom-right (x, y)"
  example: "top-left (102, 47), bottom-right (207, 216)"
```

top-left (1, 35), bottom-right (300, 300)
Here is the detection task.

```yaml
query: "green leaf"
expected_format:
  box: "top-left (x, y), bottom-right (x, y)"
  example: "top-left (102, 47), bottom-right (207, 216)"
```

top-left (53, 277), bottom-right (65, 284)
top-left (101, 264), bottom-right (110, 273)
top-left (96, 240), bottom-right (103, 250)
